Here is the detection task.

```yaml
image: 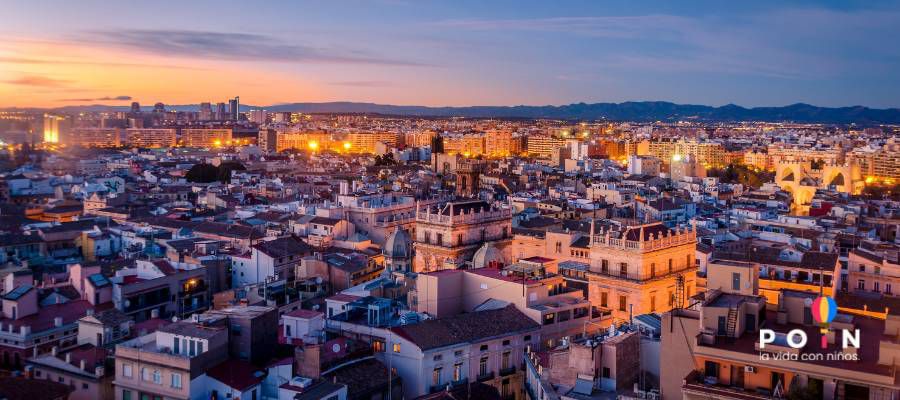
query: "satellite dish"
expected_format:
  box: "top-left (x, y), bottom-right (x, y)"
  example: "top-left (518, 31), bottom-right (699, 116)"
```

top-left (315, 277), bottom-right (323, 284)
top-left (804, 298), bottom-right (813, 307)
top-left (332, 343), bottom-right (341, 353)
top-left (172, 316), bottom-right (179, 322)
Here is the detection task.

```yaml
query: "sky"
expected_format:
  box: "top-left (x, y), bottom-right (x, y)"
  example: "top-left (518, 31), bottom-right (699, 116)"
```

top-left (1, 0), bottom-right (899, 109)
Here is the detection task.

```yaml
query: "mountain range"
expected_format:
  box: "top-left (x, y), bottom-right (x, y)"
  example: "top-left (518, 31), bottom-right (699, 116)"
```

top-left (8, 101), bottom-right (900, 124)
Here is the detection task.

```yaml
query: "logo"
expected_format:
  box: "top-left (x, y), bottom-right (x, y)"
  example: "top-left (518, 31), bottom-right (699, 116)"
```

top-left (811, 295), bottom-right (837, 348)
top-left (759, 296), bottom-right (860, 361)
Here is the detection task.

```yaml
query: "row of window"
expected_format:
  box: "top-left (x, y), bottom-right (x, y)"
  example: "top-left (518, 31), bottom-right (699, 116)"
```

top-left (122, 364), bottom-right (183, 388)
top-left (857, 279), bottom-right (893, 294)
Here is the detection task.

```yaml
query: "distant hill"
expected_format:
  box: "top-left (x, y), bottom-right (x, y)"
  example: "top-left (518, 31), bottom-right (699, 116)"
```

top-left (9, 101), bottom-right (900, 124)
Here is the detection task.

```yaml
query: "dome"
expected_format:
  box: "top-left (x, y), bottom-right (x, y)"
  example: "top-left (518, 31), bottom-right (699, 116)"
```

top-left (383, 228), bottom-right (411, 258)
top-left (472, 243), bottom-right (503, 269)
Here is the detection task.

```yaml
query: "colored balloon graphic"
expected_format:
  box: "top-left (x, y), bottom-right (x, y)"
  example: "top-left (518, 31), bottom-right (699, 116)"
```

top-left (811, 296), bottom-right (837, 325)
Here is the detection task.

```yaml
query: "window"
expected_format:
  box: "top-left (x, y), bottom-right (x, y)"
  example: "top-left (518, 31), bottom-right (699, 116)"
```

top-left (887, 283), bottom-right (893, 295)
top-left (373, 341), bottom-right (385, 353)
top-left (501, 351), bottom-right (511, 369)
top-left (123, 390), bottom-right (132, 400)
top-left (650, 263), bottom-right (656, 277)
top-left (82, 383), bottom-right (89, 389)
top-left (601, 259), bottom-right (609, 273)
top-left (479, 357), bottom-right (488, 376)
top-left (619, 263), bottom-right (628, 277)
top-left (285, 325), bottom-right (292, 337)
top-left (35, 370), bottom-right (41, 377)
top-left (433, 354), bottom-right (443, 362)
top-left (171, 373), bottom-right (182, 388)
top-left (858, 280), bottom-right (866, 290)
top-left (432, 367), bottom-right (442, 386)
top-left (393, 343), bottom-right (401, 353)
top-left (152, 370), bottom-right (161, 384)
top-left (732, 272), bottom-right (741, 291)
top-left (141, 368), bottom-right (149, 381)
top-left (602, 367), bottom-right (611, 378)
top-left (668, 258), bottom-right (673, 273)
top-left (454, 350), bottom-right (463, 357)
top-left (859, 264), bottom-right (866, 272)
top-left (600, 292), bottom-right (608, 308)
top-left (875, 266), bottom-right (881, 275)
top-left (480, 344), bottom-right (488, 352)
top-left (619, 295), bottom-right (627, 312)
top-left (874, 282), bottom-right (881, 293)
top-left (123, 364), bottom-right (133, 378)
top-left (453, 363), bottom-right (462, 381)
top-left (686, 254), bottom-right (692, 269)
top-left (650, 295), bottom-right (656, 312)
top-left (543, 313), bottom-right (555, 325)
top-left (502, 339), bottom-right (510, 346)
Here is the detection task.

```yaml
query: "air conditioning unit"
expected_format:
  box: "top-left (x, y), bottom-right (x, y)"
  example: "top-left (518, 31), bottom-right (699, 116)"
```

top-left (744, 366), bottom-right (756, 373)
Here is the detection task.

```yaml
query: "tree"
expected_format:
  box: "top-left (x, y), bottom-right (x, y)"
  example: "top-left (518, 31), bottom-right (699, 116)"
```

top-left (217, 161), bottom-right (246, 183)
top-left (185, 163), bottom-right (219, 183)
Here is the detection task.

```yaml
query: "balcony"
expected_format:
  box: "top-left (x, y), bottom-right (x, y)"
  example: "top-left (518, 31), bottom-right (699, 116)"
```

top-left (589, 265), bottom-right (698, 284)
top-left (430, 379), bottom-right (467, 394)
top-left (499, 365), bottom-right (517, 376)
top-left (476, 372), bottom-right (494, 382)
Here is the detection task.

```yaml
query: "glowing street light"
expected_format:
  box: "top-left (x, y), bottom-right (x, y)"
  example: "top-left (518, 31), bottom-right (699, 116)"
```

top-left (308, 141), bottom-right (319, 151)
top-left (343, 142), bottom-right (352, 150)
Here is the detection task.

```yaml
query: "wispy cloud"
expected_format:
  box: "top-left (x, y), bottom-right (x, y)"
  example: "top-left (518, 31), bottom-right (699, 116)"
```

top-left (433, 15), bottom-right (691, 39)
top-left (0, 55), bottom-right (203, 70)
top-left (58, 95), bottom-right (132, 102)
top-left (329, 80), bottom-right (394, 87)
top-left (77, 29), bottom-right (429, 67)
top-left (3, 75), bottom-right (70, 87)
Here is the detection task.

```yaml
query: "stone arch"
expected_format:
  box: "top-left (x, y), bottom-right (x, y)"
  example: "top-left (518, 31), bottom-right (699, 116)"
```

top-left (780, 169), bottom-right (795, 182)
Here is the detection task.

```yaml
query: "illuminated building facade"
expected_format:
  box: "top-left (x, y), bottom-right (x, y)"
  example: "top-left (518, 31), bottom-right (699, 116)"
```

top-left (124, 128), bottom-right (177, 148)
top-left (347, 132), bottom-right (399, 153)
top-left (182, 128), bottom-right (233, 147)
top-left (43, 114), bottom-right (65, 143)
top-left (70, 128), bottom-right (123, 147)
top-left (412, 200), bottom-right (512, 272)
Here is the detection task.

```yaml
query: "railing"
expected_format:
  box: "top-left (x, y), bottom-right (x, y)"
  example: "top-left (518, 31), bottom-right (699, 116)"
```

top-left (588, 266), bottom-right (698, 283)
top-left (500, 365), bottom-right (517, 376)
top-left (476, 372), bottom-right (494, 382)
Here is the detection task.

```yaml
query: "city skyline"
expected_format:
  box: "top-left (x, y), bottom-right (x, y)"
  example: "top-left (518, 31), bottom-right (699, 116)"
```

top-left (3, 0), bottom-right (900, 109)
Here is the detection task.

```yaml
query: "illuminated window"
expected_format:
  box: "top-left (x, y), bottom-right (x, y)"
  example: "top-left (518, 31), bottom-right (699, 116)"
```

top-left (393, 343), bottom-right (401, 353)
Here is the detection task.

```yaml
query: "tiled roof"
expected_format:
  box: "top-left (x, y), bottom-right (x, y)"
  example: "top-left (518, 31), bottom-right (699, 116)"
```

top-left (390, 304), bottom-right (539, 351)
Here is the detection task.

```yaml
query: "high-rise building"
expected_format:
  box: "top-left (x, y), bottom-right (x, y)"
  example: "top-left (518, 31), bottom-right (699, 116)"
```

top-left (42, 114), bottom-right (65, 143)
top-left (228, 96), bottom-right (239, 121)
top-left (248, 109), bottom-right (267, 124)
top-left (70, 128), bottom-right (123, 148)
top-left (215, 102), bottom-right (227, 120)
top-left (199, 102), bottom-right (212, 121)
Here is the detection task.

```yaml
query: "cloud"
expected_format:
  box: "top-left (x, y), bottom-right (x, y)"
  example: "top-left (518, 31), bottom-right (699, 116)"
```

top-left (329, 80), bottom-right (394, 87)
top-left (432, 15), bottom-right (692, 39)
top-left (3, 75), bottom-right (70, 87)
top-left (0, 55), bottom-right (203, 70)
top-left (59, 95), bottom-right (132, 102)
top-left (78, 29), bottom-right (428, 66)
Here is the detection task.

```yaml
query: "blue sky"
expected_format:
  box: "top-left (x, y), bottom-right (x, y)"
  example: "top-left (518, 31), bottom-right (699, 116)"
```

top-left (2, 0), bottom-right (899, 108)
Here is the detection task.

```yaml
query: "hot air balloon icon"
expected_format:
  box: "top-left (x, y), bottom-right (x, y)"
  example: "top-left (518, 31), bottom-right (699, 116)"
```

top-left (811, 296), bottom-right (837, 348)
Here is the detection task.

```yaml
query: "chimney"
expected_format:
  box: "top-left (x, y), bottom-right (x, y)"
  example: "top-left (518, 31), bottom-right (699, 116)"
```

top-left (65, 353), bottom-right (71, 363)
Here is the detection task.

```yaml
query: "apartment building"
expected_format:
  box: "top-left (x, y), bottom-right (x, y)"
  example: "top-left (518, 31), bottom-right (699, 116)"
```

top-left (387, 304), bottom-right (539, 399)
top-left (111, 259), bottom-right (209, 322)
top-left (113, 314), bottom-right (230, 400)
top-left (587, 222), bottom-right (697, 322)
top-left (124, 128), bottom-right (177, 148)
top-left (181, 128), bottom-right (232, 147)
top-left (847, 241), bottom-right (899, 297)
top-left (660, 262), bottom-right (899, 400)
top-left (411, 258), bottom-right (607, 348)
top-left (70, 128), bottom-right (123, 148)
